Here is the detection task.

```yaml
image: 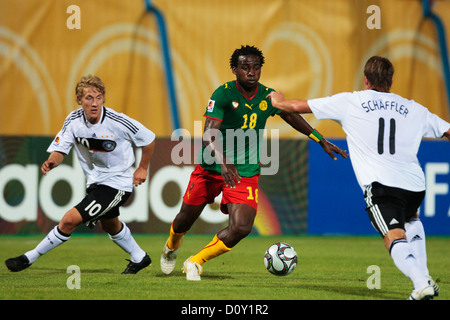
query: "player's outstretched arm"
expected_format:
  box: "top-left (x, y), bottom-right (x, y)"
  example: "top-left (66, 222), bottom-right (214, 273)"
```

top-left (41, 151), bottom-right (65, 175)
top-left (266, 91), bottom-right (311, 113)
top-left (270, 91), bottom-right (348, 160)
top-left (133, 140), bottom-right (155, 186)
top-left (279, 111), bottom-right (348, 161)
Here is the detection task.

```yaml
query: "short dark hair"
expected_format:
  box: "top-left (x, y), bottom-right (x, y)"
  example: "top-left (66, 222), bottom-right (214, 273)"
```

top-left (229, 45), bottom-right (265, 69)
top-left (364, 56), bottom-right (394, 91)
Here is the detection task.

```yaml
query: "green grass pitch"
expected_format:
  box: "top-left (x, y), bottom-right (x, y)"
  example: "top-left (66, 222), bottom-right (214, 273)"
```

top-left (0, 234), bottom-right (448, 300)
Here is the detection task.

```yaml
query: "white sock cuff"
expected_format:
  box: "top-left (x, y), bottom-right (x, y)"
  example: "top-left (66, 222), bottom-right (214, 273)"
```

top-left (405, 217), bottom-right (419, 229)
top-left (54, 226), bottom-right (71, 242)
top-left (24, 226), bottom-right (69, 263)
top-left (405, 219), bottom-right (425, 240)
top-left (389, 238), bottom-right (409, 256)
top-left (109, 222), bottom-right (128, 241)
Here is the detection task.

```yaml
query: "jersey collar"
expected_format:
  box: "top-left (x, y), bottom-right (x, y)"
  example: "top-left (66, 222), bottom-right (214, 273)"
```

top-left (100, 106), bottom-right (107, 123)
top-left (234, 80), bottom-right (259, 101)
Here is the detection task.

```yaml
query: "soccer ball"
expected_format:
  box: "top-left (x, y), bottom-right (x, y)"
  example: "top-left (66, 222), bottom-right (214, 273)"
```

top-left (264, 242), bottom-right (298, 276)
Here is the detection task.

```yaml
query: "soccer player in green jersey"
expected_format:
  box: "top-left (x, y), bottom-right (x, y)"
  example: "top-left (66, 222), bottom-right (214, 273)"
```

top-left (161, 45), bottom-right (348, 280)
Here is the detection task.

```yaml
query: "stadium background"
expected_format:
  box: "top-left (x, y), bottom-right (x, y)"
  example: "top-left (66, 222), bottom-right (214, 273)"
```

top-left (0, 0), bottom-right (449, 236)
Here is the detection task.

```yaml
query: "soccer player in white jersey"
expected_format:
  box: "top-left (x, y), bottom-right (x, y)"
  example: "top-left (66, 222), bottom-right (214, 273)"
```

top-left (5, 75), bottom-right (156, 274)
top-left (267, 56), bottom-right (450, 300)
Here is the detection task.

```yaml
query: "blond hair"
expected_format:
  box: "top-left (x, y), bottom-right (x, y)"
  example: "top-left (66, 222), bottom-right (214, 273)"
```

top-left (75, 75), bottom-right (106, 100)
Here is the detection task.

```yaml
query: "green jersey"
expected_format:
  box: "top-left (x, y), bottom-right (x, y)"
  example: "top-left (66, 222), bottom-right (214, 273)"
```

top-left (200, 80), bottom-right (281, 177)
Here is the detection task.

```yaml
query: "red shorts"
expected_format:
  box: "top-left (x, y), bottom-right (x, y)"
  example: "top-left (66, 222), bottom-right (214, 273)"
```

top-left (183, 165), bottom-right (259, 214)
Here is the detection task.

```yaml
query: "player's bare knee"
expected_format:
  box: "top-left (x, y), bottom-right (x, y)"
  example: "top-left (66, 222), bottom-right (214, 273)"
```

top-left (59, 217), bottom-right (78, 234)
top-left (59, 209), bottom-right (82, 233)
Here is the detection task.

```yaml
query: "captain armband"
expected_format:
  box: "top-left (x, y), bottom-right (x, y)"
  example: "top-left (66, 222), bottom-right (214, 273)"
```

top-left (308, 129), bottom-right (323, 143)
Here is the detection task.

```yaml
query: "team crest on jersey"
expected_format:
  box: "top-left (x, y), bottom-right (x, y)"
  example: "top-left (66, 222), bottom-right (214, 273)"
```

top-left (259, 100), bottom-right (268, 111)
top-left (232, 101), bottom-right (239, 109)
top-left (207, 99), bottom-right (215, 112)
top-left (102, 140), bottom-right (116, 152)
top-left (187, 182), bottom-right (195, 199)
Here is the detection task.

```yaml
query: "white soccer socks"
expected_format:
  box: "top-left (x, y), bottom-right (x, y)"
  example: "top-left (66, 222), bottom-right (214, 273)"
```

top-left (109, 222), bottom-right (146, 263)
top-left (22, 223), bottom-right (145, 267)
top-left (405, 218), bottom-right (429, 277)
top-left (390, 239), bottom-right (428, 290)
top-left (24, 226), bottom-right (71, 264)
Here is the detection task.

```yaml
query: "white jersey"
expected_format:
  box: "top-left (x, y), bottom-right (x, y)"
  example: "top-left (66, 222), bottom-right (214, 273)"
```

top-left (48, 106), bottom-right (156, 192)
top-left (308, 90), bottom-right (450, 192)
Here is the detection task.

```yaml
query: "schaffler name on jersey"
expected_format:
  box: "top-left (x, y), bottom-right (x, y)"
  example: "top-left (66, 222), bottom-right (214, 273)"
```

top-left (361, 98), bottom-right (409, 117)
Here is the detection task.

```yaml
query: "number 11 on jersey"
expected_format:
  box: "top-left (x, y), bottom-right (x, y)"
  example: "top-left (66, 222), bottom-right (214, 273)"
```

top-left (377, 117), bottom-right (396, 155)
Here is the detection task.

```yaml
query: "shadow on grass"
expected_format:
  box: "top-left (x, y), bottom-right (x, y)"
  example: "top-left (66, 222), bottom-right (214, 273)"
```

top-left (299, 283), bottom-right (404, 300)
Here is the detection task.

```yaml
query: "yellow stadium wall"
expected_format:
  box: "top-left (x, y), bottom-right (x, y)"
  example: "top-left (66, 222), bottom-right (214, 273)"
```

top-left (1, 0), bottom-right (449, 139)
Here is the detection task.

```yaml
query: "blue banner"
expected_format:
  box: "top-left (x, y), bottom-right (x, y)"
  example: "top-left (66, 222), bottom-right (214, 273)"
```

top-left (308, 139), bottom-right (450, 235)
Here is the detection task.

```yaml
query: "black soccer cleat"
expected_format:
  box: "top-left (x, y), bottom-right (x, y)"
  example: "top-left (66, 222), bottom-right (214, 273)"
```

top-left (5, 255), bottom-right (32, 272)
top-left (121, 253), bottom-right (151, 274)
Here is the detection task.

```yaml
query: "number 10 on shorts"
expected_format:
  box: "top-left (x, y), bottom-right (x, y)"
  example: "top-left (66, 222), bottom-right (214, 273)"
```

top-left (246, 187), bottom-right (258, 203)
top-left (85, 200), bottom-right (102, 216)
